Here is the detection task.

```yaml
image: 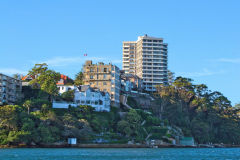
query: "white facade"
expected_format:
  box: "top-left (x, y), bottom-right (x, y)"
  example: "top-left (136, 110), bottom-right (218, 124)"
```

top-left (58, 85), bottom-right (75, 94)
top-left (68, 138), bottom-right (77, 145)
top-left (54, 85), bottom-right (111, 112)
top-left (74, 85), bottom-right (110, 112)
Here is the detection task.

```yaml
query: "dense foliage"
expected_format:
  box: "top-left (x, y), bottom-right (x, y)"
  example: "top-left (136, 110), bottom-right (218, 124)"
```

top-left (154, 77), bottom-right (240, 144)
top-left (0, 102), bottom-right (172, 145)
top-left (29, 63), bottom-right (61, 99)
top-left (74, 72), bottom-right (84, 86)
top-left (0, 104), bottom-right (114, 145)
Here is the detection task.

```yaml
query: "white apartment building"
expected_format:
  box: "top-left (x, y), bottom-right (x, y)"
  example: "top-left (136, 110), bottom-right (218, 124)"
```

top-left (54, 85), bottom-right (111, 112)
top-left (0, 73), bottom-right (22, 105)
top-left (122, 35), bottom-right (168, 92)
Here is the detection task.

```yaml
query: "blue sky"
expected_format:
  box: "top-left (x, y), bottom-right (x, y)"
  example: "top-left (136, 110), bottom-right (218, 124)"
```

top-left (0, 0), bottom-right (239, 105)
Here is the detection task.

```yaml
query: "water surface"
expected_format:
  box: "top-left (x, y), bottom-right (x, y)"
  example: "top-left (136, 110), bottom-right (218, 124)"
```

top-left (0, 148), bottom-right (239, 160)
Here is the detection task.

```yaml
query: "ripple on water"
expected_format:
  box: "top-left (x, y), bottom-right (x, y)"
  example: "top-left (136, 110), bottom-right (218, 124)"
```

top-left (0, 148), bottom-right (240, 160)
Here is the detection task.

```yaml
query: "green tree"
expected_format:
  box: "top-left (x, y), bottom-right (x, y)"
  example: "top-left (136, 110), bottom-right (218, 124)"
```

top-left (29, 63), bottom-right (61, 100)
top-left (74, 72), bottom-right (84, 85)
top-left (23, 100), bottom-right (33, 115)
top-left (61, 90), bottom-right (74, 102)
top-left (117, 109), bottom-right (143, 139)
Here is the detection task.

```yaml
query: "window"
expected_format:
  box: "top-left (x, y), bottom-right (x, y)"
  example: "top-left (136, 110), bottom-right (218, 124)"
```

top-left (90, 68), bottom-right (94, 72)
top-left (76, 100), bottom-right (80, 104)
top-left (81, 101), bottom-right (85, 104)
top-left (103, 82), bottom-right (107, 85)
top-left (86, 100), bottom-right (90, 104)
top-left (104, 68), bottom-right (108, 72)
top-left (90, 75), bottom-right (93, 79)
top-left (103, 74), bottom-right (107, 79)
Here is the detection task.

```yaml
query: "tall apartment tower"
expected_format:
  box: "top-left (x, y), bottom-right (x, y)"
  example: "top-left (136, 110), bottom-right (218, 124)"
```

top-left (82, 60), bottom-right (121, 107)
top-left (122, 35), bottom-right (168, 92)
top-left (122, 42), bottom-right (137, 74)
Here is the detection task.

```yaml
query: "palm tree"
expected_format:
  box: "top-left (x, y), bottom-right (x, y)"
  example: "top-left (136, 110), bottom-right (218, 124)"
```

top-left (23, 100), bottom-right (33, 115)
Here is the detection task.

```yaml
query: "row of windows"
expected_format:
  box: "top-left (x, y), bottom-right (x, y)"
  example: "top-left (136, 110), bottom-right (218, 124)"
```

top-left (143, 51), bottom-right (167, 54)
top-left (143, 79), bottom-right (167, 82)
top-left (124, 43), bottom-right (136, 46)
top-left (90, 67), bottom-right (109, 73)
top-left (123, 47), bottom-right (135, 50)
top-left (143, 71), bottom-right (167, 74)
top-left (143, 59), bottom-right (167, 62)
top-left (142, 39), bottom-right (163, 43)
top-left (143, 75), bottom-right (167, 78)
top-left (75, 100), bottom-right (103, 105)
top-left (143, 67), bottom-right (167, 70)
top-left (143, 55), bottom-right (167, 58)
top-left (90, 74), bottom-right (109, 80)
top-left (142, 47), bottom-right (162, 50)
top-left (142, 43), bottom-right (163, 46)
top-left (142, 63), bottom-right (167, 66)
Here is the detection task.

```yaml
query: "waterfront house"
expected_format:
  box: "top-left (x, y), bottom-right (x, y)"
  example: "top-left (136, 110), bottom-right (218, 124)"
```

top-left (68, 138), bottom-right (77, 145)
top-left (179, 137), bottom-right (195, 146)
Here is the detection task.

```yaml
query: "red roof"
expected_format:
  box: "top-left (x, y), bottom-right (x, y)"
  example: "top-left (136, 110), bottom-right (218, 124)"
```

top-left (21, 75), bottom-right (35, 81)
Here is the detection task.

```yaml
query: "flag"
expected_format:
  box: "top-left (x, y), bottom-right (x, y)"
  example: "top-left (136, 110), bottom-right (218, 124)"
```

top-left (84, 53), bottom-right (88, 56)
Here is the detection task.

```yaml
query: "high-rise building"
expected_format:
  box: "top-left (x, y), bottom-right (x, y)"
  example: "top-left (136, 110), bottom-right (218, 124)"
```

top-left (82, 60), bottom-right (121, 107)
top-left (0, 73), bottom-right (22, 105)
top-left (122, 41), bottom-right (137, 74)
top-left (122, 34), bottom-right (168, 91)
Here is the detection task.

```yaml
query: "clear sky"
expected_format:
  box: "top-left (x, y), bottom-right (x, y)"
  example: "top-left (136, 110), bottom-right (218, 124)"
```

top-left (0, 0), bottom-right (239, 105)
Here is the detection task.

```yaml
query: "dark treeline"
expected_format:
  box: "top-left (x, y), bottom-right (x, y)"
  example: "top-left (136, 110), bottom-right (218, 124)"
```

top-left (154, 77), bottom-right (240, 144)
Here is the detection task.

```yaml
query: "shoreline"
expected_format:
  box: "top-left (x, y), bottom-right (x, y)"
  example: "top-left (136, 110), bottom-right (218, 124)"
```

top-left (1, 144), bottom-right (240, 149)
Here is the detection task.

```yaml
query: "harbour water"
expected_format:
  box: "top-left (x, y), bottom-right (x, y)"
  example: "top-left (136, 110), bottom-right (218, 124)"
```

top-left (0, 148), bottom-right (240, 160)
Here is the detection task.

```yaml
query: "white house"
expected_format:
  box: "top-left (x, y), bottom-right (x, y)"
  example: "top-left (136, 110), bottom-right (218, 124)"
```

top-left (53, 85), bottom-right (111, 112)
top-left (58, 85), bottom-right (75, 94)
top-left (68, 138), bottom-right (77, 145)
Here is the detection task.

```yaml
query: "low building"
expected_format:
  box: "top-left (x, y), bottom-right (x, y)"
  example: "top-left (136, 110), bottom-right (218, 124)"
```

top-left (120, 70), bottom-right (143, 93)
top-left (68, 138), bottom-right (77, 145)
top-left (54, 85), bottom-right (111, 112)
top-left (179, 137), bottom-right (195, 146)
top-left (0, 73), bottom-right (22, 105)
top-left (82, 60), bottom-right (121, 107)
